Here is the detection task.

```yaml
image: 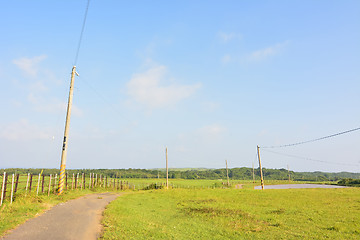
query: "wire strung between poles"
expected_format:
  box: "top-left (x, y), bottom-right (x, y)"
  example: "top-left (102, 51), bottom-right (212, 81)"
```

top-left (261, 127), bottom-right (360, 149)
top-left (74, 0), bottom-right (91, 66)
top-left (262, 148), bottom-right (360, 167)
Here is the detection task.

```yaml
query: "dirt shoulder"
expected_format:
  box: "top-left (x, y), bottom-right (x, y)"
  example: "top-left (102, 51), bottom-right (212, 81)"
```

top-left (2, 192), bottom-right (122, 240)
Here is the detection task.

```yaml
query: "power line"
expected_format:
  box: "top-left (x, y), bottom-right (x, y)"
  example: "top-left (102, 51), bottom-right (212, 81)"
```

top-left (262, 148), bottom-right (360, 167)
top-left (74, 0), bottom-right (91, 66)
top-left (77, 75), bottom-right (133, 123)
top-left (262, 127), bottom-right (360, 149)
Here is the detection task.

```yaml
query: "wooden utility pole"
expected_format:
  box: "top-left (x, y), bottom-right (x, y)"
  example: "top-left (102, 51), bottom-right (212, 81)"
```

top-left (287, 165), bottom-right (291, 183)
top-left (257, 145), bottom-right (265, 190)
top-left (166, 147), bottom-right (169, 189)
top-left (58, 66), bottom-right (78, 195)
top-left (252, 162), bottom-right (255, 184)
top-left (225, 160), bottom-right (230, 186)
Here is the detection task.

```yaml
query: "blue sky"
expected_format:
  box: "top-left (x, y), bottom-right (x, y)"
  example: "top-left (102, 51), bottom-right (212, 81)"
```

top-left (1, 1), bottom-right (359, 172)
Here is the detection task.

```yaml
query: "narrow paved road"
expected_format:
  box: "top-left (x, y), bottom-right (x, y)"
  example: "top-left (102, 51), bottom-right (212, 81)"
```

top-left (2, 192), bottom-right (121, 240)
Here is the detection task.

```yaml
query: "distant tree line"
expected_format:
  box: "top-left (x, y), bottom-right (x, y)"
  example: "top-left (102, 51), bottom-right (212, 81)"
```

top-left (337, 178), bottom-right (360, 187)
top-left (1, 167), bottom-right (359, 182)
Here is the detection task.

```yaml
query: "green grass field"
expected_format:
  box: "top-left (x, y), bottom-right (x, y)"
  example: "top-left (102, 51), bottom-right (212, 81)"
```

top-left (101, 185), bottom-right (360, 239)
top-left (1, 178), bottom-right (359, 239)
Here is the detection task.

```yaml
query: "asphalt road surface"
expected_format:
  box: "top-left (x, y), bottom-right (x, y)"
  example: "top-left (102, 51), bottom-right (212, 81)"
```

top-left (254, 184), bottom-right (348, 190)
top-left (2, 192), bottom-right (121, 240)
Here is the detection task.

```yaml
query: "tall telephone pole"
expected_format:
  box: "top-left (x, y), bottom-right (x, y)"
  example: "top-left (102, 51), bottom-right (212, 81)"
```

top-left (257, 145), bottom-right (265, 190)
top-left (225, 160), bottom-right (230, 186)
top-left (287, 165), bottom-right (291, 183)
top-left (166, 147), bottom-right (169, 189)
top-left (252, 162), bottom-right (255, 184)
top-left (58, 66), bottom-right (78, 195)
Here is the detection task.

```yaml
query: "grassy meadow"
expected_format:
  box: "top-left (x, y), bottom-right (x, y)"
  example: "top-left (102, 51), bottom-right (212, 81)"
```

top-left (1, 178), bottom-right (359, 239)
top-left (101, 183), bottom-right (360, 239)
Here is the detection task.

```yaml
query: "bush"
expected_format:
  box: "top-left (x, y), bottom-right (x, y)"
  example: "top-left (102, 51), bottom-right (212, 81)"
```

top-left (143, 183), bottom-right (164, 190)
top-left (337, 178), bottom-right (360, 187)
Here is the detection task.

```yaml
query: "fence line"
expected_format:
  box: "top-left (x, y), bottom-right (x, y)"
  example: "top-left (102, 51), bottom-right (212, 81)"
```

top-left (0, 172), bottom-right (136, 206)
top-left (1, 172), bottom-right (234, 206)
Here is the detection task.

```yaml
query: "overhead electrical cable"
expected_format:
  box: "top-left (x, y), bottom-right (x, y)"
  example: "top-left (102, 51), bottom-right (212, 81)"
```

top-left (261, 127), bottom-right (360, 149)
top-left (262, 149), bottom-right (360, 167)
top-left (74, 0), bottom-right (91, 66)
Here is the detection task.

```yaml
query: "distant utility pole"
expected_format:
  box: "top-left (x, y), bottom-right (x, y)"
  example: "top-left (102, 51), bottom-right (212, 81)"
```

top-left (252, 162), bottom-right (255, 184)
top-left (225, 160), bottom-right (230, 186)
top-left (287, 165), bottom-right (291, 183)
top-left (58, 66), bottom-right (78, 195)
top-left (166, 147), bottom-right (168, 189)
top-left (257, 145), bottom-right (265, 190)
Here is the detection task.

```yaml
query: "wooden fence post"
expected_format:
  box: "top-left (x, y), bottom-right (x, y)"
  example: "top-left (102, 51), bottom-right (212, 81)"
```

top-left (89, 173), bottom-right (92, 189)
top-left (29, 174), bottom-right (33, 192)
top-left (36, 173), bottom-right (41, 195)
top-left (54, 174), bottom-right (58, 194)
top-left (75, 173), bottom-right (78, 189)
top-left (83, 173), bottom-right (85, 190)
top-left (1, 172), bottom-right (6, 206)
top-left (72, 173), bottom-right (75, 190)
top-left (14, 174), bottom-right (20, 194)
top-left (65, 173), bottom-right (68, 190)
top-left (10, 174), bottom-right (15, 204)
top-left (48, 174), bottom-right (52, 196)
top-left (25, 173), bottom-right (30, 196)
top-left (42, 175), bottom-right (45, 193)
top-left (91, 173), bottom-right (93, 188)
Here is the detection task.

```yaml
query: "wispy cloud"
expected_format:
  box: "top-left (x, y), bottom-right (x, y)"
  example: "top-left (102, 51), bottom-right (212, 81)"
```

top-left (199, 124), bottom-right (226, 135)
top-left (202, 101), bottom-right (220, 112)
top-left (0, 119), bottom-right (52, 141)
top-left (11, 55), bottom-right (83, 117)
top-left (127, 64), bottom-right (201, 109)
top-left (198, 124), bottom-right (227, 137)
top-left (218, 32), bottom-right (242, 43)
top-left (247, 41), bottom-right (288, 61)
top-left (221, 54), bottom-right (232, 64)
top-left (27, 93), bottom-right (83, 116)
top-left (12, 55), bottom-right (47, 77)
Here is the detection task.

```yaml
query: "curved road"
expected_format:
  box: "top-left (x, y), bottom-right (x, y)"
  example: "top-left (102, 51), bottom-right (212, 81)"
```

top-left (2, 192), bottom-right (121, 240)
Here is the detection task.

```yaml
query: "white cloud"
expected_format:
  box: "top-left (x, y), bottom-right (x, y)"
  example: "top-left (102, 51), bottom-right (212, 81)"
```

top-left (218, 32), bottom-right (242, 43)
top-left (202, 101), bottom-right (220, 112)
top-left (248, 41), bottom-right (288, 61)
top-left (0, 119), bottom-right (52, 141)
top-left (27, 93), bottom-right (83, 116)
top-left (12, 55), bottom-right (47, 77)
top-left (198, 124), bottom-right (227, 137)
top-left (221, 54), bottom-right (232, 64)
top-left (127, 65), bottom-right (201, 109)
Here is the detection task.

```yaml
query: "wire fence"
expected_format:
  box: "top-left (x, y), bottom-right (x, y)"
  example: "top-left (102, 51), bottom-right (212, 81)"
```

top-left (0, 172), bottom-right (138, 206)
top-left (0, 172), bottom-right (233, 206)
